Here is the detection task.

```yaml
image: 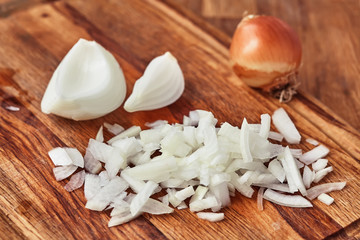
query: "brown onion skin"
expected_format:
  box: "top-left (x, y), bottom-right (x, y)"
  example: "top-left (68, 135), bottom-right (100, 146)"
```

top-left (230, 15), bottom-right (302, 90)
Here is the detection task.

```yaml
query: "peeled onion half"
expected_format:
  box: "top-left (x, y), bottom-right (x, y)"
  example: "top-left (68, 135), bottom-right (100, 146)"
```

top-left (41, 39), bottom-right (127, 120)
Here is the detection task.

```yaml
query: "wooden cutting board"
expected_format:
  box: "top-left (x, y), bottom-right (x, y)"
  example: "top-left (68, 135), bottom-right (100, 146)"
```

top-left (0, 1), bottom-right (359, 239)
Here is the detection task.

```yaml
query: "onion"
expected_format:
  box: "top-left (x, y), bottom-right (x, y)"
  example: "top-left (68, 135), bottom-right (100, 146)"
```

top-left (196, 212), bottom-right (224, 222)
top-left (230, 15), bottom-right (302, 102)
top-left (53, 165), bottom-right (78, 181)
top-left (272, 108), bottom-right (301, 144)
top-left (124, 52), bottom-right (184, 112)
top-left (312, 159), bottom-right (328, 172)
top-left (317, 193), bottom-right (334, 205)
top-left (299, 145), bottom-right (329, 165)
top-left (257, 187), bottom-right (265, 211)
top-left (130, 181), bottom-right (158, 216)
top-left (307, 182), bottom-right (346, 200)
top-left (41, 39), bottom-right (126, 120)
top-left (85, 176), bottom-right (129, 211)
top-left (64, 170), bottom-right (85, 192)
top-left (263, 189), bottom-right (312, 208)
top-left (104, 122), bottom-right (124, 135)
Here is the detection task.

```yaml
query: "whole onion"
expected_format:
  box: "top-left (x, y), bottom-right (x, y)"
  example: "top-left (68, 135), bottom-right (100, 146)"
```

top-left (230, 15), bottom-right (302, 102)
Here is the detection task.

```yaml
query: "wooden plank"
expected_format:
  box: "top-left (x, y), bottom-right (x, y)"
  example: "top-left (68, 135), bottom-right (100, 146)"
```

top-left (0, 0), bottom-right (359, 239)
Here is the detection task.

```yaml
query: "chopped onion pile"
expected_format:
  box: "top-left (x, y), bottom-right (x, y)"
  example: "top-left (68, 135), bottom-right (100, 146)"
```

top-left (49, 108), bottom-right (346, 226)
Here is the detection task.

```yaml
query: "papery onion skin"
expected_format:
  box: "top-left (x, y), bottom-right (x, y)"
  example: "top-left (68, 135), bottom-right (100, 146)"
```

top-left (230, 15), bottom-right (302, 94)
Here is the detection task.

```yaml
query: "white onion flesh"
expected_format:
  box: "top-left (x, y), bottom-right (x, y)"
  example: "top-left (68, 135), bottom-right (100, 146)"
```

top-left (53, 165), bottom-right (78, 181)
top-left (130, 181), bottom-right (158, 216)
top-left (272, 108), bottom-right (301, 144)
top-left (64, 170), bottom-right (85, 192)
top-left (268, 131), bottom-right (284, 142)
top-left (307, 182), bottom-right (346, 200)
top-left (197, 212), bottom-right (224, 222)
top-left (317, 193), bottom-right (334, 205)
top-left (104, 123), bottom-right (125, 135)
top-left (41, 39), bottom-right (126, 120)
top-left (85, 177), bottom-right (129, 211)
top-left (124, 52), bottom-right (184, 112)
top-left (306, 138), bottom-right (319, 146)
top-left (313, 166), bottom-right (333, 183)
top-left (48, 108), bottom-right (346, 228)
top-left (299, 145), bottom-right (329, 165)
top-left (95, 126), bottom-right (104, 143)
top-left (312, 158), bottom-right (328, 172)
top-left (5, 106), bottom-right (20, 111)
top-left (302, 166), bottom-right (314, 189)
top-left (263, 189), bottom-right (312, 208)
top-left (257, 187), bottom-right (265, 211)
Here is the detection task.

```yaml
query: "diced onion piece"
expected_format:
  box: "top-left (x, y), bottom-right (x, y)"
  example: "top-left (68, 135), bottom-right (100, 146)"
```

top-left (253, 183), bottom-right (291, 193)
top-left (95, 126), bottom-right (104, 142)
top-left (167, 189), bottom-right (182, 207)
top-left (104, 149), bottom-right (126, 178)
top-left (84, 173), bottom-right (101, 200)
top-left (108, 126), bottom-right (141, 144)
top-left (312, 159), bottom-right (328, 172)
top-left (177, 202), bottom-right (188, 210)
top-left (281, 147), bottom-right (307, 195)
top-left (174, 186), bottom-right (195, 201)
top-left (130, 181), bottom-right (159, 216)
top-left (313, 166), bottom-right (333, 183)
top-left (240, 118), bottom-right (253, 162)
top-left (141, 198), bottom-right (174, 214)
top-left (5, 106), bottom-right (20, 111)
top-left (99, 171), bottom-right (110, 186)
top-left (190, 186), bottom-right (208, 203)
top-left (145, 120), bottom-right (168, 129)
top-left (87, 139), bottom-right (113, 163)
top-left (108, 211), bottom-right (141, 227)
top-left (268, 131), bottom-right (284, 142)
top-left (189, 195), bottom-right (219, 212)
top-left (189, 110), bottom-right (200, 126)
top-left (123, 157), bottom-right (177, 181)
top-left (53, 165), bottom-right (78, 181)
top-left (259, 114), bottom-right (271, 139)
top-left (121, 170), bottom-right (145, 193)
top-left (268, 159), bottom-right (285, 183)
top-left (302, 166), bottom-right (314, 189)
top-left (48, 147), bottom-right (73, 166)
top-left (64, 148), bottom-right (84, 168)
top-left (64, 170), bottom-right (85, 192)
top-left (197, 212), bottom-right (224, 222)
top-left (306, 138), bottom-right (319, 146)
top-left (210, 182), bottom-right (231, 208)
top-left (317, 193), bottom-right (334, 205)
top-left (272, 108), bottom-right (301, 144)
top-left (104, 122), bottom-right (124, 135)
top-left (230, 173), bottom-right (254, 198)
top-left (307, 182), bottom-right (346, 200)
top-left (290, 148), bottom-right (302, 159)
top-left (257, 187), bottom-right (265, 211)
top-left (263, 189), bottom-right (312, 208)
top-left (299, 145), bottom-right (329, 165)
top-left (83, 148), bottom-right (102, 174)
top-left (86, 177), bottom-right (129, 211)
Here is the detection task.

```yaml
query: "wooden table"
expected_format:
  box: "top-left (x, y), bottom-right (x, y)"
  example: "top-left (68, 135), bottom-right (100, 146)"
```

top-left (170, 0), bottom-right (360, 130)
top-left (0, 0), bottom-right (359, 239)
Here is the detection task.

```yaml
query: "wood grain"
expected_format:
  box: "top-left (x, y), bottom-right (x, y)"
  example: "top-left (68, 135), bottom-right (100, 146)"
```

top-left (0, 0), bottom-right (359, 239)
top-left (171, 0), bottom-right (360, 130)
